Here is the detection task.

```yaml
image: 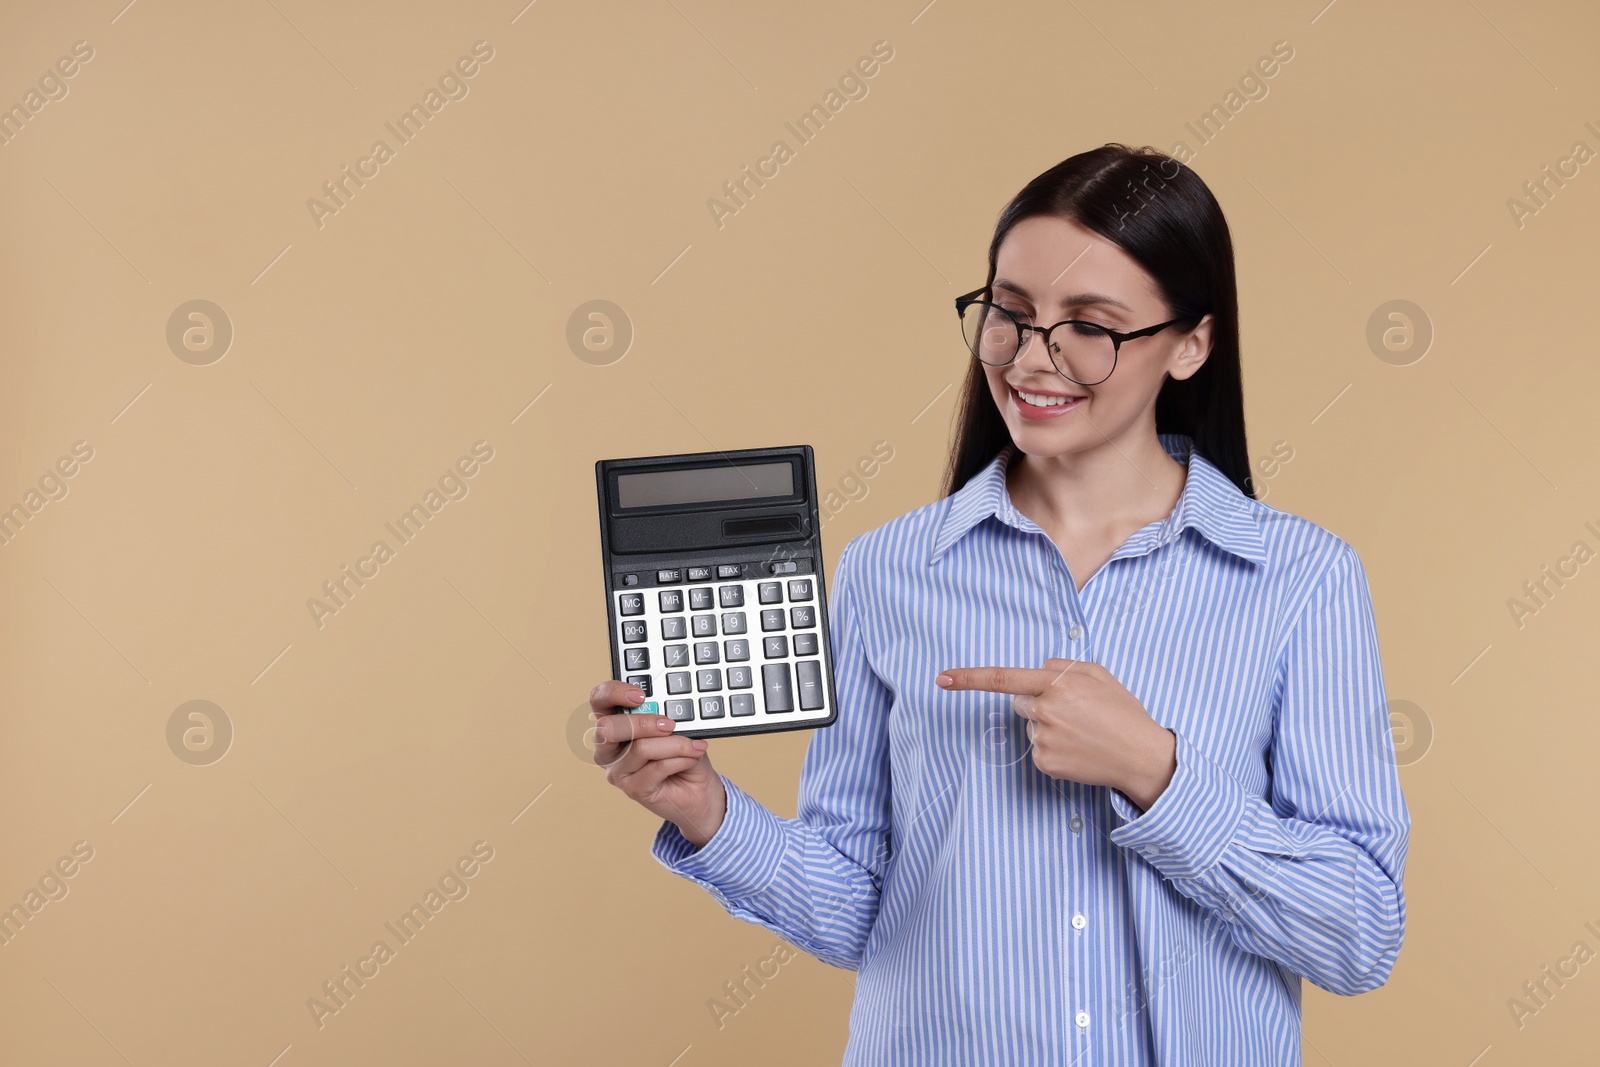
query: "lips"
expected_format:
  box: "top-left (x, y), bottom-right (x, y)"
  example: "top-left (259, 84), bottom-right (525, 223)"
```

top-left (1010, 384), bottom-right (1087, 419)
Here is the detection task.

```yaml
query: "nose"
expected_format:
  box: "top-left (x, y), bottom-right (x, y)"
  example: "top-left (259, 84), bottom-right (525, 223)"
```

top-left (1014, 326), bottom-right (1057, 375)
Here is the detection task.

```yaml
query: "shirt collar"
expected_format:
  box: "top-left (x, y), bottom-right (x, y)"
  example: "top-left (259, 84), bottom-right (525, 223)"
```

top-left (929, 432), bottom-right (1270, 568)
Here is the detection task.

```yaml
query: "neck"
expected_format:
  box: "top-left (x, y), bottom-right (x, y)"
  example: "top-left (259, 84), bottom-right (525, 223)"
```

top-left (1004, 430), bottom-right (1186, 535)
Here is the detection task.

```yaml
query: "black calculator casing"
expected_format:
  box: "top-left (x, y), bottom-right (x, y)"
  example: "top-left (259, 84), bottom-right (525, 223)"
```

top-left (595, 445), bottom-right (840, 739)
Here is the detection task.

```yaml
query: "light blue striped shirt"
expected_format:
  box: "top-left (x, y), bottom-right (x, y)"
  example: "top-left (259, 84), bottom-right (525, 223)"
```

top-left (652, 432), bottom-right (1410, 1065)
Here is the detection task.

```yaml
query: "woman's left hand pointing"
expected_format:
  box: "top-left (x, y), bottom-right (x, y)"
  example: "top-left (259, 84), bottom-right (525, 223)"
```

top-left (936, 658), bottom-right (1178, 811)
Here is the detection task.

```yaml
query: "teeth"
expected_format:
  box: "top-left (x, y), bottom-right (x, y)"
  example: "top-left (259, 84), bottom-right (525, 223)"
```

top-left (1015, 388), bottom-right (1082, 408)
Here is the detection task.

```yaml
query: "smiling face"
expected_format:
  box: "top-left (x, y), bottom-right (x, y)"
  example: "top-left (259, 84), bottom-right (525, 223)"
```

top-left (980, 214), bottom-right (1214, 460)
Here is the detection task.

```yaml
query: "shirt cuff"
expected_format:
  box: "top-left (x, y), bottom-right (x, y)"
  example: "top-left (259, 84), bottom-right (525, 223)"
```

top-left (1108, 729), bottom-right (1249, 881)
top-left (650, 774), bottom-right (788, 899)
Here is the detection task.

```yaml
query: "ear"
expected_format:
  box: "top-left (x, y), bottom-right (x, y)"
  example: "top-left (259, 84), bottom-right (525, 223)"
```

top-left (1166, 313), bottom-right (1214, 383)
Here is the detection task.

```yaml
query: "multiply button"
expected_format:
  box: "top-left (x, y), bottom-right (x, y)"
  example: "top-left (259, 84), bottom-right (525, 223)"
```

top-left (763, 636), bottom-right (789, 659)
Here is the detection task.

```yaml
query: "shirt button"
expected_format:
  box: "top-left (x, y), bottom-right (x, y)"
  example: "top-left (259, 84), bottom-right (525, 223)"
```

top-left (1069, 816), bottom-right (1084, 833)
top-left (1075, 1010), bottom-right (1090, 1029)
top-left (1071, 913), bottom-right (1087, 930)
top-left (1146, 844), bottom-right (1162, 854)
top-left (1068, 624), bottom-right (1083, 641)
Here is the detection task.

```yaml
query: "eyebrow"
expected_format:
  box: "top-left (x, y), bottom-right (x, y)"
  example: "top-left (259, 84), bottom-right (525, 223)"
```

top-left (991, 278), bottom-right (1134, 313)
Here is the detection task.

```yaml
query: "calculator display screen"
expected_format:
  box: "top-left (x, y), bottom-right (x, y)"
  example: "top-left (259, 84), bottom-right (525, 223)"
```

top-left (615, 461), bottom-right (794, 509)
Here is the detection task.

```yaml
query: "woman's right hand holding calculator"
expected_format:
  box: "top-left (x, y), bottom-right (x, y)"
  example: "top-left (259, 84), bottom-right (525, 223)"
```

top-left (590, 679), bottom-right (729, 849)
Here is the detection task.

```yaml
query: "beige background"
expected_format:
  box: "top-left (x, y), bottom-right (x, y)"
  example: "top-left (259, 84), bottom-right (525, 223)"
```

top-left (1, 0), bottom-right (1596, 1063)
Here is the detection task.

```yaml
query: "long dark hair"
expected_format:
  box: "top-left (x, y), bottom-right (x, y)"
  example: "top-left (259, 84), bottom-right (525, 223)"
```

top-left (940, 143), bottom-right (1255, 500)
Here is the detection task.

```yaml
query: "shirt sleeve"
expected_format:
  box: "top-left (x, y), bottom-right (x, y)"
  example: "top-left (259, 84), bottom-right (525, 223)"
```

top-left (1106, 542), bottom-right (1411, 996)
top-left (649, 537), bottom-right (895, 970)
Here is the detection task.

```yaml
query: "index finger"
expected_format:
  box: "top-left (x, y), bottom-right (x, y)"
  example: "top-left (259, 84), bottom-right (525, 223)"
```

top-left (588, 681), bottom-right (675, 763)
top-left (935, 666), bottom-right (1057, 696)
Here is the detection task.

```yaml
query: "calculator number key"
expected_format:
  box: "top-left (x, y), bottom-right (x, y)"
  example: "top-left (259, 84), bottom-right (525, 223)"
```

top-left (664, 644), bottom-right (690, 668)
top-left (694, 641), bottom-right (719, 665)
top-left (661, 616), bottom-right (687, 641)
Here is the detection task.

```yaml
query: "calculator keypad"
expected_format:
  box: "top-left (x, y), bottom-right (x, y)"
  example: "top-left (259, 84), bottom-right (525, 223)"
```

top-left (615, 570), bottom-right (831, 731)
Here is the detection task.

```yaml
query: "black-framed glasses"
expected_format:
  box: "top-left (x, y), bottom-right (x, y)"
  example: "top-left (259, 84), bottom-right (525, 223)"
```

top-left (955, 286), bottom-right (1187, 386)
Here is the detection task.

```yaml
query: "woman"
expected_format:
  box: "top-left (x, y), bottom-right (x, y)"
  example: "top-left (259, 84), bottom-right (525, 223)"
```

top-left (588, 143), bottom-right (1410, 1065)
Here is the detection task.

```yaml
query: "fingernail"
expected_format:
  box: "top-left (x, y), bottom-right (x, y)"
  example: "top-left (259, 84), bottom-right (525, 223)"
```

top-left (936, 673), bottom-right (953, 687)
top-left (658, 718), bottom-right (674, 731)
top-left (628, 686), bottom-right (645, 700)
top-left (692, 739), bottom-right (708, 751)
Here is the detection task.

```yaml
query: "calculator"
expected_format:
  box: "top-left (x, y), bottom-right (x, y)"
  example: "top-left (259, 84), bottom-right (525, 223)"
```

top-left (595, 445), bottom-right (839, 739)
